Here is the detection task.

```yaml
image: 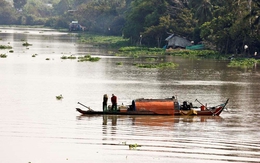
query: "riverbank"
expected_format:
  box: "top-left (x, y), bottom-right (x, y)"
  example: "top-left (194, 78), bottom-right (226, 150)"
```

top-left (1, 26), bottom-right (258, 68)
top-left (76, 32), bottom-right (260, 68)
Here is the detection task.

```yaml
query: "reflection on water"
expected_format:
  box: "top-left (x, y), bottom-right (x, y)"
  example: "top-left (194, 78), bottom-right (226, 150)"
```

top-left (77, 115), bottom-right (223, 127)
top-left (75, 115), bottom-right (260, 163)
top-left (1, 27), bottom-right (260, 163)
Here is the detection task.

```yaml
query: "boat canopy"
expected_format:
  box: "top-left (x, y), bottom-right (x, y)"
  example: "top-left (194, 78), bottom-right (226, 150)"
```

top-left (133, 98), bottom-right (175, 115)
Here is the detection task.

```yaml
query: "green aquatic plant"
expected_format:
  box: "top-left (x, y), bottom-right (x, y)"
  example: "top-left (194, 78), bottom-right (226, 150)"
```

top-left (79, 33), bottom-right (130, 48)
top-left (56, 94), bottom-right (63, 100)
top-left (228, 58), bottom-right (259, 68)
top-left (22, 42), bottom-right (32, 46)
top-left (145, 57), bottom-right (156, 62)
top-left (46, 58), bottom-right (50, 60)
top-left (128, 144), bottom-right (141, 150)
top-left (32, 54), bottom-right (38, 57)
top-left (135, 62), bottom-right (178, 68)
top-left (117, 46), bottom-right (165, 56)
top-left (61, 55), bottom-right (77, 59)
top-left (0, 45), bottom-right (12, 49)
top-left (120, 141), bottom-right (141, 150)
top-left (116, 62), bottom-right (123, 65)
top-left (61, 55), bottom-right (67, 59)
top-left (9, 50), bottom-right (14, 53)
top-left (67, 55), bottom-right (77, 59)
top-left (0, 54), bottom-right (7, 58)
top-left (166, 49), bottom-right (223, 59)
top-left (78, 55), bottom-right (100, 62)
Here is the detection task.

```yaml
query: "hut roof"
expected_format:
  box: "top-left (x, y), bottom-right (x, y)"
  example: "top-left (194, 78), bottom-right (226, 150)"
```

top-left (165, 34), bottom-right (192, 48)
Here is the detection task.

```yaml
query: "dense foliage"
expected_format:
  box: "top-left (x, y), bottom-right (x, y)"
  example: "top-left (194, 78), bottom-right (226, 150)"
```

top-left (0, 0), bottom-right (259, 55)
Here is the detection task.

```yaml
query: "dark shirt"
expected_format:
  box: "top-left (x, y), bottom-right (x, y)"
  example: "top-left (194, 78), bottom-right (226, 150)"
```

top-left (103, 96), bottom-right (108, 104)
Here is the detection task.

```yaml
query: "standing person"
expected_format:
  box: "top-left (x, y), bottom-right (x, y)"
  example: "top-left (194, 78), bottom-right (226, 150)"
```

top-left (103, 94), bottom-right (108, 111)
top-left (111, 94), bottom-right (117, 111)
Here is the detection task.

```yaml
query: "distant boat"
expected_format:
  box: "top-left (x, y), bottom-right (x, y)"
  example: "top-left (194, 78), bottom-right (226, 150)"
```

top-left (76, 98), bottom-right (229, 116)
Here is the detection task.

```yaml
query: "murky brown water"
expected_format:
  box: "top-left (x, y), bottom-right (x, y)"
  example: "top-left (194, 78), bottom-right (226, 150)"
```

top-left (0, 27), bottom-right (260, 163)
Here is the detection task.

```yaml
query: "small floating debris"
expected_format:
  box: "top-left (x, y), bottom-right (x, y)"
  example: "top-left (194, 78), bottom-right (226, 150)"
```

top-left (22, 42), bottom-right (32, 46)
top-left (0, 45), bottom-right (12, 49)
top-left (116, 62), bottom-right (123, 65)
top-left (128, 143), bottom-right (141, 150)
top-left (61, 55), bottom-right (77, 59)
top-left (134, 62), bottom-right (178, 68)
top-left (78, 55), bottom-right (100, 62)
top-left (0, 54), bottom-right (7, 58)
top-left (56, 94), bottom-right (63, 100)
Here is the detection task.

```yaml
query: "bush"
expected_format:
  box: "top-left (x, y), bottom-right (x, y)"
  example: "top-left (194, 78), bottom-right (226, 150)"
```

top-left (228, 58), bottom-right (259, 68)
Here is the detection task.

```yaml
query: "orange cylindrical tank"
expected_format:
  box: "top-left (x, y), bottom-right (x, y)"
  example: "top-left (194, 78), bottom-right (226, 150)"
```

top-left (134, 99), bottom-right (174, 115)
top-left (200, 105), bottom-right (206, 111)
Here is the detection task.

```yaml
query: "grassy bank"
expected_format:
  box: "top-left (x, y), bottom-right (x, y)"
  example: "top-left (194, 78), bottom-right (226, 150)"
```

top-left (78, 33), bottom-right (130, 48)
top-left (77, 32), bottom-right (260, 69)
top-left (77, 32), bottom-right (226, 59)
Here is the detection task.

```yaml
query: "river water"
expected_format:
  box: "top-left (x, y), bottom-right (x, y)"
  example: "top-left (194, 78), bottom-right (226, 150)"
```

top-left (0, 27), bottom-right (260, 163)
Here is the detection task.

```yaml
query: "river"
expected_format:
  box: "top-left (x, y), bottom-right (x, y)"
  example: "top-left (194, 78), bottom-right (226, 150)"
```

top-left (0, 27), bottom-right (260, 163)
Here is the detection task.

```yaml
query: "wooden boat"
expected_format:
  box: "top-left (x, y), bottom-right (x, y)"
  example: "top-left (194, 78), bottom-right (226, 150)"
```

top-left (76, 98), bottom-right (229, 116)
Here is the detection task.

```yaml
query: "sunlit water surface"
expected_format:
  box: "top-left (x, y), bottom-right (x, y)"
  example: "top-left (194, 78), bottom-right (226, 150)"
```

top-left (0, 27), bottom-right (260, 163)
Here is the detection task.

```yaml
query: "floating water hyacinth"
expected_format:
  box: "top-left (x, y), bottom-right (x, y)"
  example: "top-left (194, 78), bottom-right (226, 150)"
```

top-left (56, 94), bottom-right (63, 100)
top-left (128, 143), bottom-right (141, 150)
top-left (0, 54), bottom-right (7, 58)
top-left (61, 55), bottom-right (77, 59)
top-left (0, 45), bottom-right (12, 49)
top-left (116, 62), bottom-right (123, 65)
top-left (22, 42), bottom-right (32, 46)
top-left (78, 55), bottom-right (100, 62)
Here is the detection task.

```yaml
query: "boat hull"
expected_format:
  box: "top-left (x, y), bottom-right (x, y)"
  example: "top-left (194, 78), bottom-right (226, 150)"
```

top-left (76, 99), bottom-right (229, 116)
top-left (76, 108), bottom-right (170, 115)
top-left (76, 105), bottom-right (226, 116)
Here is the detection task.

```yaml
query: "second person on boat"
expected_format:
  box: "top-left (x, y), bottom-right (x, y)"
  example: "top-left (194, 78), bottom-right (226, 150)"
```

top-left (111, 94), bottom-right (117, 111)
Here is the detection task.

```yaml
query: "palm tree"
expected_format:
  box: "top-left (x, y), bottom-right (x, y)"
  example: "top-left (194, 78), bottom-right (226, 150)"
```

top-left (248, 0), bottom-right (260, 28)
top-left (192, 0), bottom-right (213, 25)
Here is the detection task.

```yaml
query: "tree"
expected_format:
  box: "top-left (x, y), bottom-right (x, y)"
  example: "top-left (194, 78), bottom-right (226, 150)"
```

top-left (0, 0), bottom-right (19, 24)
top-left (244, 0), bottom-right (260, 54)
top-left (13, 0), bottom-right (27, 10)
top-left (188, 0), bottom-right (213, 25)
top-left (199, 0), bottom-right (260, 55)
top-left (53, 0), bottom-right (73, 15)
top-left (142, 15), bottom-right (171, 47)
top-left (123, 0), bottom-right (195, 46)
top-left (72, 0), bottom-right (127, 35)
top-left (123, 0), bottom-right (156, 44)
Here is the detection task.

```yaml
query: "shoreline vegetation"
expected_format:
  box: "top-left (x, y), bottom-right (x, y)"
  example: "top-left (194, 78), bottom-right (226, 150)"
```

top-left (78, 32), bottom-right (260, 68)
top-left (0, 27), bottom-right (259, 68)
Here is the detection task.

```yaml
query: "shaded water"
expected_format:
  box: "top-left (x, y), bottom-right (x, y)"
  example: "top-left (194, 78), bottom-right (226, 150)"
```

top-left (0, 27), bottom-right (260, 163)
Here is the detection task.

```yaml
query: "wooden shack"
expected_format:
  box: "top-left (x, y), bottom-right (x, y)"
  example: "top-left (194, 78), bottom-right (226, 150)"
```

top-left (165, 34), bottom-right (192, 49)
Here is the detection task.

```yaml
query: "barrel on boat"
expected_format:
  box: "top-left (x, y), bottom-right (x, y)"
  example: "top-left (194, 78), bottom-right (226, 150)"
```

top-left (134, 99), bottom-right (175, 115)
